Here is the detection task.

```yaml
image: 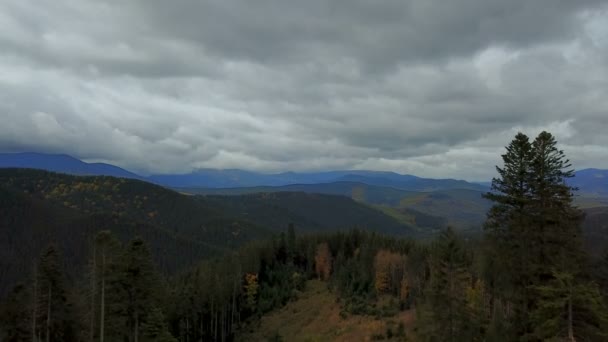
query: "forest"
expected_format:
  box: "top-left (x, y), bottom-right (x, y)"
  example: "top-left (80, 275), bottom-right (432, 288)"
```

top-left (2, 131), bottom-right (608, 341)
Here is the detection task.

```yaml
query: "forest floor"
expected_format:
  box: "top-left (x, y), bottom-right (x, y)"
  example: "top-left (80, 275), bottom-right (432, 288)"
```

top-left (237, 280), bottom-right (415, 342)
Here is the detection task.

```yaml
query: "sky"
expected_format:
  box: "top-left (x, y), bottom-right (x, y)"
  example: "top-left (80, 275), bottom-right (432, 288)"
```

top-left (1, 1), bottom-right (607, 181)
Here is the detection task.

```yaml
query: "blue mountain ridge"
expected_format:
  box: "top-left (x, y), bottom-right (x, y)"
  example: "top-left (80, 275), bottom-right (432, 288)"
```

top-left (0, 152), bottom-right (142, 179)
top-left (1, 152), bottom-right (606, 194)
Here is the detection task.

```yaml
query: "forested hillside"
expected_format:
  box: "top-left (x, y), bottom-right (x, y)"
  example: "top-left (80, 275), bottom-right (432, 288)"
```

top-left (0, 169), bottom-right (417, 297)
top-left (204, 192), bottom-right (417, 236)
top-left (0, 169), bottom-right (271, 296)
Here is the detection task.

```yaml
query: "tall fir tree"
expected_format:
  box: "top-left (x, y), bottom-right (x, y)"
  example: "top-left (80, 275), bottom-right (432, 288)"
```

top-left (485, 131), bottom-right (608, 340)
top-left (122, 237), bottom-right (163, 342)
top-left (529, 131), bottom-right (584, 276)
top-left (36, 245), bottom-right (78, 342)
top-left (483, 132), bottom-right (535, 333)
top-left (88, 230), bottom-right (122, 342)
top-left (417, 228), bottom-right (472, 342)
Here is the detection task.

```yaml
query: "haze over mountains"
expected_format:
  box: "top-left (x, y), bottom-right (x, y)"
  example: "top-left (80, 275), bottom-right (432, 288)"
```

top-left (2, 152), bottom-right (607, 195)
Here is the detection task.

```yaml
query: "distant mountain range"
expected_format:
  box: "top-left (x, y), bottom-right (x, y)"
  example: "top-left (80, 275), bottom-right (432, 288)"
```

top-left (0, 152), bottom-right (487, 192)
top-left (1, 152), bottom-right (607, 195)
top-left (0, 152), bottom-right (142, 180)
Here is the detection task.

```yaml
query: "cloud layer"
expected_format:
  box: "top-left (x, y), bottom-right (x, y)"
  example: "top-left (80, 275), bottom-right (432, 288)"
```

top-left (1, 0), bottom-right (607, 180)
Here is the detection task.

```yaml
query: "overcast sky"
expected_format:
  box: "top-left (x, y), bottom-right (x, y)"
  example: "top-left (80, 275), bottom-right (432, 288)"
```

top-left (1, 1), bottom-right (607, 180)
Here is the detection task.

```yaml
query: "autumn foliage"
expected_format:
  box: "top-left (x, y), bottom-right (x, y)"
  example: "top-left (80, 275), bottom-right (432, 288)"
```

top-left (315, 243), bottom-right (332, 281)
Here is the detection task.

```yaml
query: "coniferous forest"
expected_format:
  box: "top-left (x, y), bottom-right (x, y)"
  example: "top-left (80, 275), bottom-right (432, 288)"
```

top-left (2, 132), bottom-right (608, 341)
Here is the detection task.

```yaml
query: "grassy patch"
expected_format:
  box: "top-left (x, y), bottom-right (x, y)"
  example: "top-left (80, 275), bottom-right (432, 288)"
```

top-left (238, 280), bottom-right (414, 342)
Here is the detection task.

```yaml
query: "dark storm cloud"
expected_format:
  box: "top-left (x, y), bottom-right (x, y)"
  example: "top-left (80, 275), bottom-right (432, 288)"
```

top-left (0, 0), bottom-right (607, 180)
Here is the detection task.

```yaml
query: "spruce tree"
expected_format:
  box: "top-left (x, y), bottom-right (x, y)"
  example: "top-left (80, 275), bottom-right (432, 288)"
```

top-left (417, 228), bottom-right (472, 342)
top-left (88, 230), bottom-right (122, 342)
top-left (485, 131), bottom-right (607, 339)
top-left (483, 132), bottom-right (535, 332)
top-left (529, 131), bottom-right (583, 276)
top-left (36, 245), bottom-right (77, 342)
top-left (122, 237), bottom-right (164, 342)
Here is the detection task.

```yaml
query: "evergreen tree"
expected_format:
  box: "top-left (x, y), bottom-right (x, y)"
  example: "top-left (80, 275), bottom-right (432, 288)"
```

top-left (484, 131), bottom-right (603, 339)
top-left (36, 245), bottom-right (78, 342)
top-left (141, 307), bottom-right (177, 342)
top-left (287, 223), bottom-right (296, 263)
top-left (483, 132), bottom-right (535, 332)
top-left (122, 237), bottom-right (163, 342)
top-left (598, 249), bottom-right (608, 299)
top-left (529, 131), bottom-right (584, 276)
top-left (417, 228), bottom-right (472, 342)
top-left (529, 270), bottom-right (608, 341)
top-left (88, 230), bottom-right (122, 342)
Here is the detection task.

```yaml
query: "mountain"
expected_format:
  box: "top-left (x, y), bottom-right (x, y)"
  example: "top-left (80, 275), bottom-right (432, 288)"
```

top-left (5, 153), bottom-right (608, 196)
top-left (151, 169), bottom-right (488, 191)
top-left (0, 152), bottom-right (141, 179)
top-left (571, 168), bottom-right (608, 196)
top-left (0, 153), bottom-right (488, 191)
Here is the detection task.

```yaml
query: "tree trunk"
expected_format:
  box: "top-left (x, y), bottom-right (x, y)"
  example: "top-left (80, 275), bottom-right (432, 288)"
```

top-left (134, 310), bottom-right (139, 342)
top-left (32, 266), bottom-right (38, 342)
top-left (100, 250), bottom-right (106, 342)
top-left (185, 317), bottom-right (189, 342)
top-left (46, 286), bottom-right (52, 342)
top-left (568, 295), bottom-right (575, 342)
top-left (90, 241), bottom-right (96, 342)
top-left (199, 313), bottom-right (203, 342)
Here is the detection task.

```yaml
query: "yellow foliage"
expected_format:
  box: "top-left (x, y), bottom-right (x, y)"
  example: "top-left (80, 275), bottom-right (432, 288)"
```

top-left (374, 249), bottom-right (407, 295)
top-left (244, 273), bottom-right (259, 309)
top-left (315, 243), bottom-right (333, 281)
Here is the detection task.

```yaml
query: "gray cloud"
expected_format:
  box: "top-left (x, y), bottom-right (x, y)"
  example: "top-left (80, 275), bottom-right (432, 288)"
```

top-left (0, 0), bottom-right (607, 180)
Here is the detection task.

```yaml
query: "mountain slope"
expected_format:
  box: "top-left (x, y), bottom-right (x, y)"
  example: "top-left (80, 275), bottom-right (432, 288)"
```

top-left (0, 184), bottom-right (229, 296)
top-left (0, 168), bottom-right (275, 294)
top-left (0, 152), bottom-right (141, 179)
top-left (184, 182), bottom-right (491, 230)
top-left (204, 192), bottom-right (417, 236)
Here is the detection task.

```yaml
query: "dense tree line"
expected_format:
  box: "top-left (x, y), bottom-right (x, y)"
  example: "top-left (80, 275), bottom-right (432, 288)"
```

top-left (2, 131), bottom-right (608, 341)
